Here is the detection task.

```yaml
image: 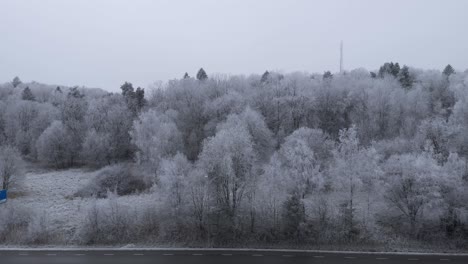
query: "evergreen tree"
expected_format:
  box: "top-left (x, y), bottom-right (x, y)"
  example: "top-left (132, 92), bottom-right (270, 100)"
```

top-left (282, 192), bottom-right (306, 240)
top-left (21, 86), bottom-right (35, 101)
top-left (135, 87), bottom-right (146, 113)
top-left (378, 62), bottom-right (400, 78)
top-left (196, 68), bottom-right (208, 81)
top-left (260, 70), bottom-right (270, 83)
top-left (370, 72), bottom-right (377, 78)
top-left (56, 86), bottom-right (63, 93)
top-left (120, 82), bottom-right (134, 97)
top-left (120, 82), bottom-right (145, 116)
top-left (323, 71), bottom-right (333, 80)
top-left (392, 62), bottom-right (401, 77)
top-left (120, 82), bottom-right (136, 113)
top-left (398, 65), bottom-right (414, 89)
top-left (68, 86), bottom-right (84, 98)
top-left (443, 64), bottom-right (455, 77)
top-left (183, 72), bottom-right (190, 79)
top-left (12, 76), bottom-right (22, 88)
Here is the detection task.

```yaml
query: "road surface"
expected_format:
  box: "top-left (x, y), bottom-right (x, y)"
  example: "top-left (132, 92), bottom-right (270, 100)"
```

top-left (0, 249), bottom-right (467, 264)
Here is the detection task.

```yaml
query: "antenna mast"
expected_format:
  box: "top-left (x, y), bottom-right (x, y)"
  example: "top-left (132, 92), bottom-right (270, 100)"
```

top-left (340, 41), bottom-right (344, 74)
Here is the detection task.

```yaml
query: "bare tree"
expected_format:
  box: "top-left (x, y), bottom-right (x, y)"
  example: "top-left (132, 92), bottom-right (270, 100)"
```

top-left (0, 146), bottom-right (23, 190)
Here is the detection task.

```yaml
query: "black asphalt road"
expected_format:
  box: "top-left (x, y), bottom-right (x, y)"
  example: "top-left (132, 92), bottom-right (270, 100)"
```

top-left (0, 250), bottom-right (467, 264)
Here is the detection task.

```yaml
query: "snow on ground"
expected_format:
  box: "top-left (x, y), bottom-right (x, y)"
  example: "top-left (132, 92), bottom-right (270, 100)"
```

top-left (14, 169), bottom-right (94, 239)
top-left (11, 166), bottom-right (155, 243)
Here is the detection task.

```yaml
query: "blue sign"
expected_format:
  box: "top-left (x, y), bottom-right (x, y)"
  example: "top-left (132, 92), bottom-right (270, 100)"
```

top-left (0, 190), bottom-right (6, 204)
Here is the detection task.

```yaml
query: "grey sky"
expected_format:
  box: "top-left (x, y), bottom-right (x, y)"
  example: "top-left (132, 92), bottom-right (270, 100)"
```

top-left (1, 0), bottom-right (467, 92)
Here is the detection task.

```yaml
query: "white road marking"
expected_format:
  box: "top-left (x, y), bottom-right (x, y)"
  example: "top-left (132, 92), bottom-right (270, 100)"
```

top-left (408, 258), bottom-right (419, 261)
top-left (104, 254), bottom-right (114, 256)
top-left (18, 253), bottom-right (29, 256)
top-left (345, 256), bottom-right (356, 259)
top-left (46, 254), bottom-right (57, 256)
top-left (134, 253), bottom-right (144, 256)
top-left (222, 253), bottom-right (232, 256)
top-left (282, 254), bottom-right (294, 257)
top-left (252, 254), bottom-right (263, 257)
top-left (376, 257), bottom-right (388, 260)
top-left (163, 253), bottom-right (174, 256)
top-left (440, 259), bottom-right (450, 261)
top-left (193, 253), bottom-right (203, 256)
top-left (314, 255), bottom-right (325, 258)
top-left (75, 254), bottom-right (86, 256)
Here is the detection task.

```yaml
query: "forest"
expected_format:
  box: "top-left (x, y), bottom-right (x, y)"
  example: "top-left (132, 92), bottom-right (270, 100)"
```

top-left (0, 64), bottom-right (467, 250)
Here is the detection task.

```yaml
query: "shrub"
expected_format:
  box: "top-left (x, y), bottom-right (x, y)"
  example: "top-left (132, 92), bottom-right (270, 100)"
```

top-left (78, 195), bottom-right (160, 245)
top-left (0, 202), bottom-right (33, 244)
top-left (76, 164), bottom-right (151, 198)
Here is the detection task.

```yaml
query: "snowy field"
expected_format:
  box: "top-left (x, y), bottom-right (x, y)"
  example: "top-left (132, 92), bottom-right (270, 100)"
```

top-left (10, 166), bottom-right (155, 244)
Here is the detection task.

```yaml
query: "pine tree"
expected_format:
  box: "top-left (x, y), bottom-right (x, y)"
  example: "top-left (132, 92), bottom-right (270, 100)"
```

top-left (120, 82), bottom-right (134, 97)
top-left (196, 68), bottom-right (208, 81)
top-left (68, 86), bottom-right (84, 98)
top-left (378, 63), bottom-right (390, 77)
top-left (135, 87), bottom-right (146, 113)
top-left (323, 71), bottom-right (333, 80)
top-left (183, 72), bottom-right (190, 79)
top-left (443, 64), bottom-right (455, 77)
top-left (378, 62), bottom-right (400, 78)
top-left (21, 86), bottom-right (35, 101)
top-left (398, 65), bottom-right (414, 89)
top-left (120, 82), bottom-right (146, 116)
top-left (56, 86), bottom-right (63, 93)
top-left (392, 62), bottom-right (401, 77)
top-left (282, 192), bottom-right (306, 240)
top-left (12, 76), bottom-right (22, 88)
top-left (260, 71), bottom-right (270, 83)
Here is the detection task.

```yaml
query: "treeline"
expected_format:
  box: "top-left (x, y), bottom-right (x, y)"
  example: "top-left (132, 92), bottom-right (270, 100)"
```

top-left (0, 64), bottom-right (467, 248)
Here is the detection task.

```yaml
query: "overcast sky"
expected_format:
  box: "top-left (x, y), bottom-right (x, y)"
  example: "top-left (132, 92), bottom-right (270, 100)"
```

top-left (1, 0), bottom-right (467, 92)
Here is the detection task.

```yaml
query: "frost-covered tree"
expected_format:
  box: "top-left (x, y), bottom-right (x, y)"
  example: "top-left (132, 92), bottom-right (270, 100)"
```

top-left (217, 107), bottom-right (275, 162)
top-left (329, 126), bottom-right (383, 240)
top-left (159, 153), bottom-right (192, 208)
top-left (439, 153), bottom-right (468, 238)
top-left (0, 146), bottom-right (23, 190)
top-left (198, 122), bottom-right (257, 232)
top-left (315, 85), bottom-right (348, 138)
top-left (383, 153), bottom-right (441, 237)
top-left (59, 88), bottom-right (88, 165)
top-left (81, 130), bottom-right (112, 167)
top-left (414, 118), bottom-right (453, 164)
top-left (203, 91), bottom-right (247, 137)
top-left (83, 95), bottom-right (133, 165)
top-left (269, 132), bottom-right (323, 199)
top-left (283, 128), bottom-right (334, 169)
top-left (150, 79), bottom-right (210, 160)
top-left (4, 101), bottom-right (57, 157)
top-left (36, 121), bottom-right (74, 168)
top-left (130, 110), bottom-right (183, 177)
